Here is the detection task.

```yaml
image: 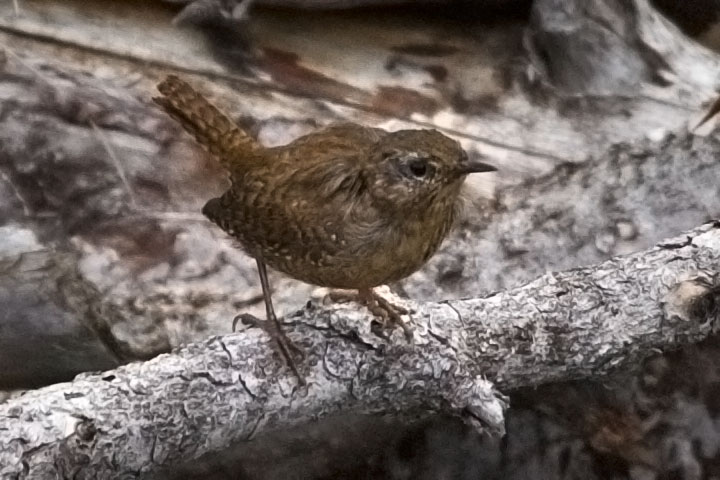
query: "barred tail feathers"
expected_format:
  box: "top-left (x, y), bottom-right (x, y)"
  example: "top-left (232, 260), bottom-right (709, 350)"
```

top-left (153, 75), bottom-right (257, 170)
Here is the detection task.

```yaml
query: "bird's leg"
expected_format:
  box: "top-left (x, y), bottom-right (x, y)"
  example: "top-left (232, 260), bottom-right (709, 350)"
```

top-left (233, 259), bottom-right (305, 385)
top-left (328, 287), bottom-right (413, 340)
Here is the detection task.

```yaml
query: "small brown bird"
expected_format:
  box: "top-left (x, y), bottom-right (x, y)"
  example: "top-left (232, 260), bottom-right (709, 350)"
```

top-left (153, 75), bottom-right (496, 382)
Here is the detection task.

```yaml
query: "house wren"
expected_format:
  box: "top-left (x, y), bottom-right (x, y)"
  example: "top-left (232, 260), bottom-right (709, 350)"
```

top-left (153, 75), bottom-right (496, 382)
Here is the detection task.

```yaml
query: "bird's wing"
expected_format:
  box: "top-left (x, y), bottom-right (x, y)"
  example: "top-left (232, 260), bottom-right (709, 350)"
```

top-left (208, 129), bottom-right (386, 272)
top-left (251, 122), bottom-right (387, 203)
top-left (281, 123), bottom-right (386, 151)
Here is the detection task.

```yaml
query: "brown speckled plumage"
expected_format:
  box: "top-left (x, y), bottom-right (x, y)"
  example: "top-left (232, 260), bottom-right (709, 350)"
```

top-left (154, 75), bottom-right (495, 379)
top-left (154, 76), bottom-right (493, 288)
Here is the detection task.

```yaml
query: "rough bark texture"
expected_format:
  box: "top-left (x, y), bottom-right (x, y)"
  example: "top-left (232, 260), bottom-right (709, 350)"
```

top-left (408, 130), bottom-right (720, 301)
top-left (1, 223), bottom-right (719, 478)
top-left (2, 0), bottom-right (720, 478)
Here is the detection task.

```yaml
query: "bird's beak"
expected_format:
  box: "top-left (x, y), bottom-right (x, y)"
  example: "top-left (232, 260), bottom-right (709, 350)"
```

top-left (458, 154), bottom-right (497, 175)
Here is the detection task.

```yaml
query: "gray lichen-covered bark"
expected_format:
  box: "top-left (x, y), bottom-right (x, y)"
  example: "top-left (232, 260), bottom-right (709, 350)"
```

top-left (2, 0), bottom-right (720, 477)
top-left (1, 223), bottom-right (719, 478)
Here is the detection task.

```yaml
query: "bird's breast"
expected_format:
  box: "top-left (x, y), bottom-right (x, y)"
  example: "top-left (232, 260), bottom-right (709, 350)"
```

top-left (206, 176), bottom-right (458, 290)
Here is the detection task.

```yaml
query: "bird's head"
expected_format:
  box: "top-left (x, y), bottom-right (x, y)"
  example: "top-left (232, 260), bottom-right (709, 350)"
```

top-left (367, 129), bottom-right (496, 212)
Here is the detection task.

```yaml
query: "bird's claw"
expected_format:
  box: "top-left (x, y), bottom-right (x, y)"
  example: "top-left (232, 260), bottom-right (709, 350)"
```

top-left (232, 312), bottom-right (261, 331)
top-left (231, 312), bottom-right (306, 383)
top-left (367, 291), bottom-right (413, 341)
top-left (327, 287), bottom-right (414, 341)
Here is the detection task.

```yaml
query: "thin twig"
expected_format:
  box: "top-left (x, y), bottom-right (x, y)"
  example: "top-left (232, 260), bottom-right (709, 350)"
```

top-left (0, 169), bottom-right (31, 216)
top-left (132, 211), bottom-right (208, 222)
top-left (1, 45), bottom-right (49, 85)
top-left (89, 120), bottom-right (139, 209)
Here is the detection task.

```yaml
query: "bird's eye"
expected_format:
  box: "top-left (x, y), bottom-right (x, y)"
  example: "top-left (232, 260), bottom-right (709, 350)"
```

top-left (408, 159), bottom-right (428, 178)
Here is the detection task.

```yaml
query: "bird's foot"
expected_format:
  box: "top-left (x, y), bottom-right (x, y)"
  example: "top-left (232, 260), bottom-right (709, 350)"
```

top-left (233, 313), bottom-right (306, 385)
top-left (327, 287), bottom-right (413, 341)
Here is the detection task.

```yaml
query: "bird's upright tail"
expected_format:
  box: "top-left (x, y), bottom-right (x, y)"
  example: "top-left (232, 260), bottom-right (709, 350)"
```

top-left (153, 75), bottom-right (259, 170)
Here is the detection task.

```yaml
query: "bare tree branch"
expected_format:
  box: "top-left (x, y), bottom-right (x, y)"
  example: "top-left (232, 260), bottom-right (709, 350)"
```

top-left (1, 0), bottom-right (720, 476)
top-left (1, 222), bottom-right (719, 478)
